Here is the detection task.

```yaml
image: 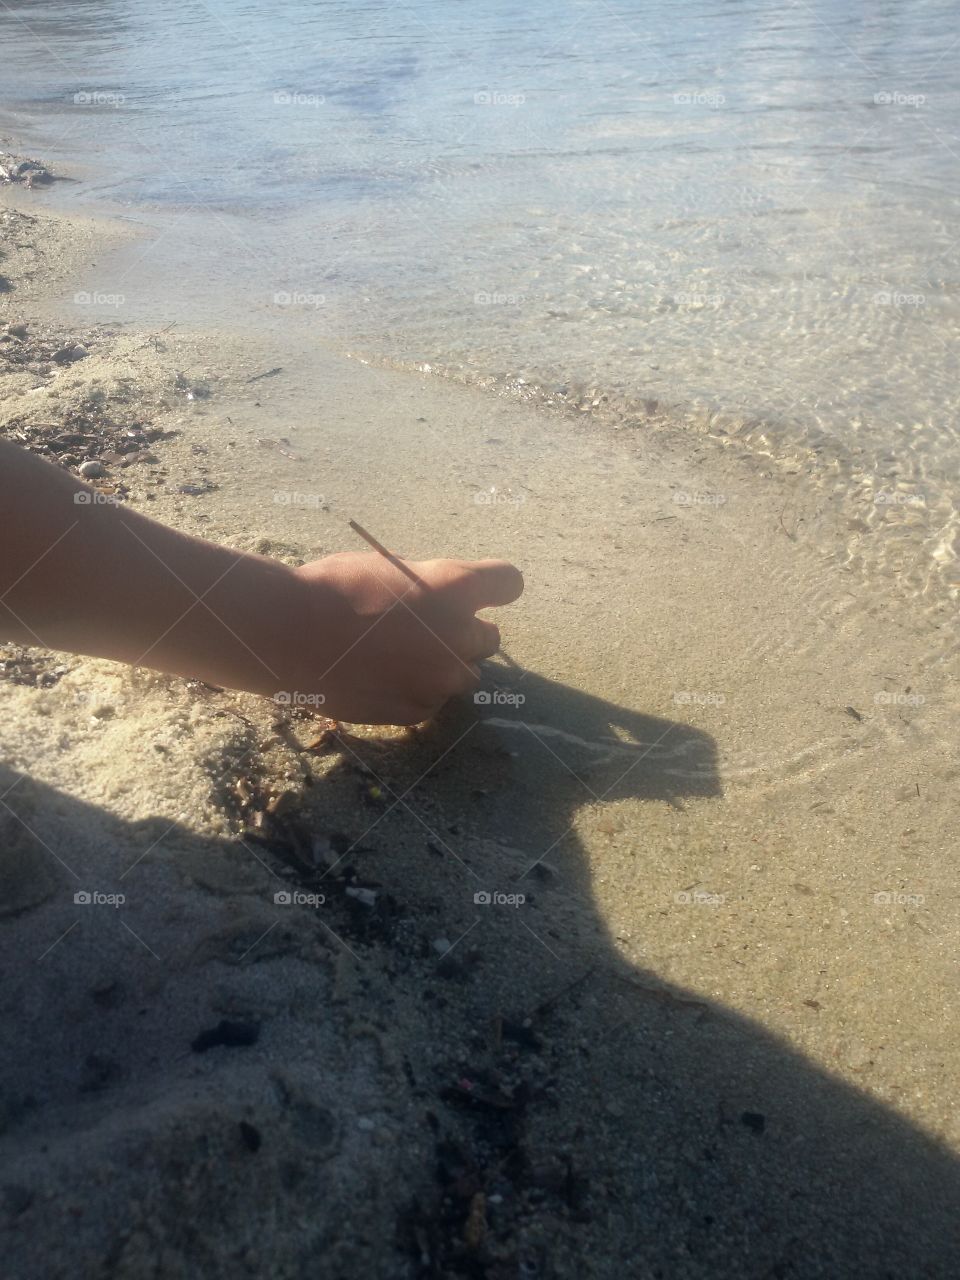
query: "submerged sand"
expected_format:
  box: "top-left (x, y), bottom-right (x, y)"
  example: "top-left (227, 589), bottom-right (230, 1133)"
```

top-left (1, 193), bottom-right (959, 1278)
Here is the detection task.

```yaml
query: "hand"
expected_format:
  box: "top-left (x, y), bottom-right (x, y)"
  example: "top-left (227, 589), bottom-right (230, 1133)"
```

top-left (291, 552), bottom-right (524, 724)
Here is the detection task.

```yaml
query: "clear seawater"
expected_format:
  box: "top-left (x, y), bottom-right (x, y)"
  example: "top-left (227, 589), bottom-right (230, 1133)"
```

top-left (2, 0), bottom-right (958, 596)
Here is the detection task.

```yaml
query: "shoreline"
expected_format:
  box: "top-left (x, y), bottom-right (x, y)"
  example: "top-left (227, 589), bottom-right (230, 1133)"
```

top-left (3, 180), bottom-right (960, 1276)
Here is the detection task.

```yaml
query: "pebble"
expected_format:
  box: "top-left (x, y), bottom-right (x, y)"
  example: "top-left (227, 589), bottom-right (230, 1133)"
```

top-left (356, 1116), bottom-right (375, 1132)
top-left (432, 937), bottom-right (452, 955)
top-left (78, 460), bottom-right (105, 479)
top-left (345, 886), bottom-right (378, 908)
top-left (5, 322), bottom-right (28, 339)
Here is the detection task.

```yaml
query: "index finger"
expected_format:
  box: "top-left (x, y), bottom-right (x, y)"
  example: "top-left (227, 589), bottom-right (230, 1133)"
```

top-left (448, 559), bottom-right (524, 611)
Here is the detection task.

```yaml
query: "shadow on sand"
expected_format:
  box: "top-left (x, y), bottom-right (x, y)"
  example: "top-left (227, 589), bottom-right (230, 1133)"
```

top-left (0, 663), bottom-right (957, 1276)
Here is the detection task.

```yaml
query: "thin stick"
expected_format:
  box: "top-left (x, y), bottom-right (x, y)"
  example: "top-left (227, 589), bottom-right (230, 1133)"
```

top-left (348, 519), bottom-right (424, 584)
top-left (347, 519), bottom-right (521, 672)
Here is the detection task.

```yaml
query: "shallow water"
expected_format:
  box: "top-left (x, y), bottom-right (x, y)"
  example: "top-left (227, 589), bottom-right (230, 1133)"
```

top-left (2, 0), bottom-right (959, 597)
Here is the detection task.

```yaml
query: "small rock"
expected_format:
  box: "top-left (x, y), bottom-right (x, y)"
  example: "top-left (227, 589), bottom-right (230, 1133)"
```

top-left (5, 322), bottom-right (27, 340)
top-left (345, 886), bottom-right (378, 908)
top-left (740, 1111), bottom-right (766, 1134)
top-left (356, 1116), bottom-right (375, 1132)
top-left (78, 460), bottom-right (105, 479)
top-left (432, 937), bottom-right (452, 956)
top-left (52, 345), bottom-right (87, 365)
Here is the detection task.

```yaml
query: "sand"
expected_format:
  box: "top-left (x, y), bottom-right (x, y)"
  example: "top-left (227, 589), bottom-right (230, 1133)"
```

top-left (1, 189), bottom-right (959, 1278)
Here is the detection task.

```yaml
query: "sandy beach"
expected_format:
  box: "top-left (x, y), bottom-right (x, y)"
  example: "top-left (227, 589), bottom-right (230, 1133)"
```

top-left (2, 176), bottom-right (959, 1278)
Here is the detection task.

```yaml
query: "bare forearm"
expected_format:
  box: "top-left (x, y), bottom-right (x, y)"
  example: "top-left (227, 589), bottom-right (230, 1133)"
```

top-left (0, 441), bottom-right (306, 695)
top-left (0, 440), bottom-right (522, 724)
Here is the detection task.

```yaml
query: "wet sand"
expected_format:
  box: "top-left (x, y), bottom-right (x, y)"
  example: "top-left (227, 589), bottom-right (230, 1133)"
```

top-left (1, 193), bottom-right (959, 1277)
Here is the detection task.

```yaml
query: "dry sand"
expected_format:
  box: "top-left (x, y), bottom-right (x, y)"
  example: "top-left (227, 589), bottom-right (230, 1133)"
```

top-left (1, 192), bottom-right (959, 1279)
